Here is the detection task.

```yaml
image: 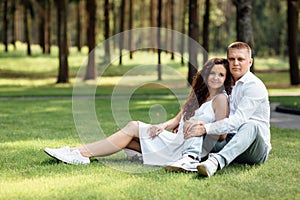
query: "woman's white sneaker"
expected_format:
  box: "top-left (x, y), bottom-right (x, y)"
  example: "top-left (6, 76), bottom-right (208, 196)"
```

top-left (44, 146), bottom-right (90, 165)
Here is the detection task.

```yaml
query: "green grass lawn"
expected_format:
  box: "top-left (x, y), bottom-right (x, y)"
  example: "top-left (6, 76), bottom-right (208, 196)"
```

top-left (0, 98), bottom-right (299, 199)
top-left (0, 44), bottom-right (300, 199)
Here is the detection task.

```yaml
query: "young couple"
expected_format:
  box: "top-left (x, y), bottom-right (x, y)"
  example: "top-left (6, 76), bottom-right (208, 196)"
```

top-left (44, 42), bottom-right (271, 177)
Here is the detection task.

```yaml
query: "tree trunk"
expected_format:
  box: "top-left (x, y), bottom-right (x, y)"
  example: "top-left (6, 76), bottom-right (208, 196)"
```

top-left (203, 0), bottom-right (210, 52)
top-left (84, 0), bottom-right (97, 80)
top-left (128, 0), bottom-right (133, 59)
top-left (39, 11), bottom-right (46, 53)
top-left (157, 0), bottom-right (162, 81)
top-left (170, 0), bottom-right (175, 60)
top-left (111, 0), bottom-right (118, 50)
top-left (104, 0), bottom-right (111, 62)
top-left (45, 0), bottom-right (51, 54)
top-left (56, 0), bottom-right (69, 83)
top-left (11, 0), bottom-right (17, 50)
top-left (24, 6), bottom-right (32, 56)
top-left (150, 0), bottom-right (157, 51)
top-left (76, 0), bottom-right (82, 52)
top-left (3, 0), bottom-right (9, 52)
top-left (232, 0), bottom-right (254, 72)
top-left (180, 0), bottom-right (187, 66)
top-left (188, 0), bottom-right (199, 85)
top-left (119, 0), bottom-right (125, 65)
top-left (287, 0), bottom-right (299, 85)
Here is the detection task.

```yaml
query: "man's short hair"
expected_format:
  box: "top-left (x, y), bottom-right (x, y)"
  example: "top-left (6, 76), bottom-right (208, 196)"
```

top-left (227, 41), bottom-right (252, 58)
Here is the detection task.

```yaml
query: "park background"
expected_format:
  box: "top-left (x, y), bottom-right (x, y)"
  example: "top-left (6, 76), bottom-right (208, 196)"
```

top-left (0, 0), bottom-right (300, 199)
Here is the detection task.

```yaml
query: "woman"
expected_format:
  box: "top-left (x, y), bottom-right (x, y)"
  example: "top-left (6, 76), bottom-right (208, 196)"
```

top-left (44, 58), bottom-right (232, 168)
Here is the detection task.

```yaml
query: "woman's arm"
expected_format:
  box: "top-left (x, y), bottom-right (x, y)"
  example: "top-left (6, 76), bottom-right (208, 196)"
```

top-left (163, 111), bottom-right (182, 131)
top-left (149, 111), bottom-right (182, 138)
top-left (211, 94), bottom-right (229, 140)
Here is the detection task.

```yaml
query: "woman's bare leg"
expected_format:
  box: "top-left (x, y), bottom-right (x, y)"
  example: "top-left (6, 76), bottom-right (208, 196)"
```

top-left (73, 121), bottom-right (140, 157)
top-left (126, 137), bottom-right (141, 153)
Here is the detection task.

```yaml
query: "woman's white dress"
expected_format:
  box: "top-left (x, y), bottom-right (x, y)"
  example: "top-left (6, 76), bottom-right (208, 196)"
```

top-left (138, 99), bottom-right (216, 166)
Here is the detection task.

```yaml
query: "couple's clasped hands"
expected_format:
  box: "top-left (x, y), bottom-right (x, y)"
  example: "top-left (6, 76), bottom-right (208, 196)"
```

top-left (149, 120), bottom-right (206, 139)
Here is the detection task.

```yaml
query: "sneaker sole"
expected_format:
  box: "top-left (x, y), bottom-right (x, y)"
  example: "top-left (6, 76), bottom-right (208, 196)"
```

top-left (197, 164), bottom-right (210, 177)
top-left (164, 165), bottom-right (188, 172)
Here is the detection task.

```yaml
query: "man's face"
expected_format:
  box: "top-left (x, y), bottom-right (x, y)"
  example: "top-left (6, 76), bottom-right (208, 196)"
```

top-left (227, 48), bottom-right (252, 82)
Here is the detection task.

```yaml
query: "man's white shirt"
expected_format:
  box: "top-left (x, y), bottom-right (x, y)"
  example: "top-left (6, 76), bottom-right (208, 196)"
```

top-left (204, 71), bottom-right (271, 152)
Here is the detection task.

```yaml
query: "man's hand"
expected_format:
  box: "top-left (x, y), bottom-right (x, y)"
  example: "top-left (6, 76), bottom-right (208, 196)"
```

top-left (183, 120), bottom-right (206, 139)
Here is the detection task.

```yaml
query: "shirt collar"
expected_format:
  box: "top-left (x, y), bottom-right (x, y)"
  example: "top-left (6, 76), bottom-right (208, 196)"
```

top-left (235, 71), bottom-right (252, 85)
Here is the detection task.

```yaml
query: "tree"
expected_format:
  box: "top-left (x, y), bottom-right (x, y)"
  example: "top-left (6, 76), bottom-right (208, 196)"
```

top-left (119, 0), bottom-right (125, 65)
top-left (3, 0), bottom-right (9, 52)
top-left (157, 0), bottom-right (162, 81)
top-left (287, 0), bottom-right (299, 85)
top-left (187, 0), bottom-right (199, 85)
top-left (232, 0), bottom-right (254, 71)
top-left (170, 0), bottom-right (175, 60)
top-left (202, 0), bottom-right (210, 64)
top-left (74, 0), bottom-right (82, 52)
top-left (104, 0), bottom-right (111, 62)
top-left (46, 0), bottom-right (52, 54)
top-left (21, 0), bottom-right (34, 56)
top-left (179, 0), bottom-right (187, 66)
top-left (56, 0), bottom-right (69, 83)
top-left (128, 0), bottom-right (133, 59)
top-left (84, 0), bottom-right (97, 80)
top-left (11, 0), bottom-right (17, 50)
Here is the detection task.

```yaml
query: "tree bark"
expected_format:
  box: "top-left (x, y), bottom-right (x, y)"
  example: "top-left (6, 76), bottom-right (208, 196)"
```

top-left (76, 0), bottom-right (82, 52)
top-left (232, 0), bottom-right (254, 72)
top-left (39, 10), bottom-right (46, 53)
top-left (157, 0), bottom-right (162, 81)
top-left (170, 0), bottom-right (175, 60)
top-left (287, 0), bottom-right (299, 85)
top-left (119, 0), bottom-right (125, 65)
top-left (180, 0), bottom-right (187, 66)
top-left (56, 0), bottom-right (69, 83)
top-left (11, 0), bottom-right (17, 50)
top-left (202, 0), bottom-right (210, 64)
top-left (104, 0), bottom-right (111, 62)
top-left (46, 0), bottom-right (52, 54)
top-left (3, 0), bottom-right (9, 52)
top-left (188, 0), bottom-right (199, 85)
top-left (84, 0), bottom-right (97, 80)
top-left (128, 0), bottom-right (133, 59)
top-left (203, 0), bottom-right (210, 52)
top-left (24, 5), bottom-right (32, 55)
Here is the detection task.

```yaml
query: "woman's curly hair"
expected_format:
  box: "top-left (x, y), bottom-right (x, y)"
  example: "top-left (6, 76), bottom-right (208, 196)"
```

top-left (182, 58), bottom-right (232, 121)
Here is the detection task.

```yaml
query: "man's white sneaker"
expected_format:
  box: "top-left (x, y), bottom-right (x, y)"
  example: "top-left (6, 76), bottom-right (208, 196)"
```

top-left (197, 157), bottom-right (218, 177)
top-left (164, 155), bottom-right (199, 172)
top-left (44, 146), bottom-right (90, 165)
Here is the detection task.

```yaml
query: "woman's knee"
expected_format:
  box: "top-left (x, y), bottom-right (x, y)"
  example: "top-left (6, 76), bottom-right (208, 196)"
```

top-left (125, 121), bottom-right (139, 135)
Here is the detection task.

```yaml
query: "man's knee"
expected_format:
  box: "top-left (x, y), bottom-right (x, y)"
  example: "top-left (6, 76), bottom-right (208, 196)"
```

top-left (238, 121), bottom-right (259, 133)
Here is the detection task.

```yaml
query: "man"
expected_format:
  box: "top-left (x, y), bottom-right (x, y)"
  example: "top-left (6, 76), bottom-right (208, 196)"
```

top-left (184, 41), bottom-right (271, 177)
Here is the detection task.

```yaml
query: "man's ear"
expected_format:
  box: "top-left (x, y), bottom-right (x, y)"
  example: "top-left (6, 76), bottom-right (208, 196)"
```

top-left (249, 58), bottom-right (253, 67)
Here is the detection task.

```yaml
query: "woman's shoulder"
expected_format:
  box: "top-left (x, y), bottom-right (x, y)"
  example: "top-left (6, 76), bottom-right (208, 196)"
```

top-left (212, 93), bottom-right (228, 104)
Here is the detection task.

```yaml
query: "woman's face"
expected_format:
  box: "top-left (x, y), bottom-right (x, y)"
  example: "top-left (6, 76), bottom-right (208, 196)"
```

top-left (207, 64), bottom-right (227, 90)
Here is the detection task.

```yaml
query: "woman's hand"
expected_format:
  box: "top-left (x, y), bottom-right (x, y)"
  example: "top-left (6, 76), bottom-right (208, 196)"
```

top-left (149, 123), bottom-right (166, 138)
top-left (183, 120), bottom-right (206, 139)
